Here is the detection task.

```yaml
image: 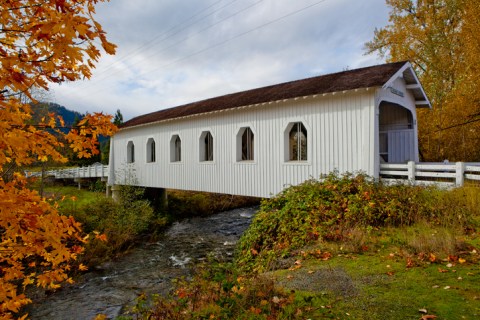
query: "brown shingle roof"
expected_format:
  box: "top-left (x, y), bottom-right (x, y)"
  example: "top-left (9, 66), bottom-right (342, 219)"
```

top-left (121, 61), bottom-right (407, 129)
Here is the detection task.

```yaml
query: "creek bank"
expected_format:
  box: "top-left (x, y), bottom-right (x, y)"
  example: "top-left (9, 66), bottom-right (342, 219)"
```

top-left (25, 207), bottom-right (257, 319)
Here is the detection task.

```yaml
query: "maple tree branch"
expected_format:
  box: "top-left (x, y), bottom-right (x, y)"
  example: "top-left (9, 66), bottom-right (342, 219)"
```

top-left (0, 3), bottom-right (43, 13)
top-left (433, 116), bottom-right (480, 133)
top-left (0, 28), bottom-right (30, 33)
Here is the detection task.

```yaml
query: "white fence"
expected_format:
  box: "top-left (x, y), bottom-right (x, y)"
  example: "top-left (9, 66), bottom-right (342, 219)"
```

top-left (26, 164), bottom-right (109, 180)
top-left (380, 161), bottom-right (480, 188)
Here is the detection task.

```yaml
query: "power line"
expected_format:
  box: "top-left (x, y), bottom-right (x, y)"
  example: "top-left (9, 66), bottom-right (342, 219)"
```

top-left (110, 0), bottom-right (266, 77)
top-left (136, 0), bottom-right (328, 77)
top-left (86, 0), bottom-right (328, 97)
top-left (91, 0), bottom-right (239, 79)
top-left (59, 0), bottom-right (329, 108)
top-left (75, 0), bottom-right (265, 92)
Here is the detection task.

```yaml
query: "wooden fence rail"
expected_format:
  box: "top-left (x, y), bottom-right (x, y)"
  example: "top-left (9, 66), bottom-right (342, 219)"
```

top-left (380, 161), bottom-right (480, 187)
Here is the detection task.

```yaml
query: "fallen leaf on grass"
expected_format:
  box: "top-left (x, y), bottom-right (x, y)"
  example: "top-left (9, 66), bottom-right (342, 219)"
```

top-left (321, 252), bottom-right (332, 260)
top-left (448, 255), bottom-right (458, 262)
top-left (438, 268), bottom-right (449, 273)
top-left (406, 257), bottom-right (414, 268)
top-left (250, 307), bottom-right (261, 315)
top-left (386, 271), bottom-right (395, 276)
top-left (459, 258), bottom-right (466, 264)
top-left (418, 308), bottom-right (428, 314)
top-left (421, 315), bottom-right (437, 320)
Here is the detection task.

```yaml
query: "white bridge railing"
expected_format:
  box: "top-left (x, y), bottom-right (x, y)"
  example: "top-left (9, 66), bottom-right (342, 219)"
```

top-left (380, 161), bottom-right (480, 187)
top-left (27, 164), bottom-right (109, 180)
top-left (27, 162), bottom-right (480, 188)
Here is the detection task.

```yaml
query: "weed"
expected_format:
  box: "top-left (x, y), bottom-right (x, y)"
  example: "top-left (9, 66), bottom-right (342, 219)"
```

top-left (119, 259), bottom-right (319, 320)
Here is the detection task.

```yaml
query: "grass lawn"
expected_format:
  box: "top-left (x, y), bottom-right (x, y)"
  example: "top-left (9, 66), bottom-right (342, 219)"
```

top-left (40, 184), bottom-right (105, 211)
top-left (269, 228), bottom-right (480, 319)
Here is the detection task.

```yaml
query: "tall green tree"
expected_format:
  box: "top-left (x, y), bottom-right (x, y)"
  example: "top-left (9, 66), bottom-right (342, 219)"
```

top-left (113, 109), bottom-right (124, 125)
top-left (365, 0), bottom-right (480, 161)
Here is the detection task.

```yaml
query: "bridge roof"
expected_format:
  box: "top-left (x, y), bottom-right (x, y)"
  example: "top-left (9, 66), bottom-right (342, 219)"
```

top-left (121, 61), bottom-right (417, 129)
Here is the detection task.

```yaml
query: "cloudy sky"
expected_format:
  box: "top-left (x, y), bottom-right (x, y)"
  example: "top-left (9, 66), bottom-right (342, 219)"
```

top-left (51, 0), bottom-right (391, 121)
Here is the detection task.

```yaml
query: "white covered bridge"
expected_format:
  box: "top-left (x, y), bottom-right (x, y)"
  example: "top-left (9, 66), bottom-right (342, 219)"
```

top-left (35, 62), bottom-right (479, 196)
top-left (106, 61), bottom-right (439, 198)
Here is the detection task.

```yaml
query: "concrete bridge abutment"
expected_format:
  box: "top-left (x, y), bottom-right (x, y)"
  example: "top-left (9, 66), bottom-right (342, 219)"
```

top-left (145, 187), bottom-right (168, 213)
top-left (111, 185), bottom-right (121, 202)
top-left (109, 185), bottom-right (168, 213)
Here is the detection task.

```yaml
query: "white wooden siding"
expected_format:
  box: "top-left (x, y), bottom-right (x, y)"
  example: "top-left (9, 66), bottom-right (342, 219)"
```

top-left (387, 130), bottom-right (416, 163)
top-left (110, 90), bottom-right (377, 198)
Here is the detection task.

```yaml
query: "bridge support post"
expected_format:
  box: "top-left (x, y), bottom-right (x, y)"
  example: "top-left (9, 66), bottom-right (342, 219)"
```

top-left (74, 178), bottom-right (82, 190)
top-left (111, 185), bottom-right (121, 202)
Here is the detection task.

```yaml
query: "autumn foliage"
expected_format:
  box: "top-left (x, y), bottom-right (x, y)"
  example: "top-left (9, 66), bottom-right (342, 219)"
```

top-left (365, 0), bottom-right (480, 161)
top-left (1, 1), bottom-right (117, 318)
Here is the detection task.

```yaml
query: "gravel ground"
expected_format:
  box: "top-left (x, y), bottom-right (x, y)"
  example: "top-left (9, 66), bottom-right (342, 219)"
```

top-left (272, 266), bottom-right (359, 298)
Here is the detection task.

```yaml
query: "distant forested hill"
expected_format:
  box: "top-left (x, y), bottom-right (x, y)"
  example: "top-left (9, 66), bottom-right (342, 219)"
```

top-left (30, 102), bottom-right (84, 132)
top-left (30, 102), bottom-right (108, 165)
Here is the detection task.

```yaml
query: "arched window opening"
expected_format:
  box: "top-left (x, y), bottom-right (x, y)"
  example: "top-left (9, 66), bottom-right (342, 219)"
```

top-left (289, 122), bottom-right (307, 161)
top-left (199, 131), bottom-right (213, 162)
top-left (146, 138), bottom-right (156, 163)
top-left (170, 135), bottom-right (182, 162)
top-left (242, 127), bottom-right (254, 161)
top-left (236, 127), bottom-right (254, 161)
top-left (127, 141), bottom-right (135, 163)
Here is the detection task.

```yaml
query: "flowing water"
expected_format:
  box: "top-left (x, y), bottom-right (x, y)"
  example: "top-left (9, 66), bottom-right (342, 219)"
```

top-left (27, 207), bottom-right (256, 320)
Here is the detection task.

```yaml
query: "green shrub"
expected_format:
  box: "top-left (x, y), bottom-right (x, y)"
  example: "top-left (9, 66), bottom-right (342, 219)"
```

top-left (236, 173), bottom-right (476, 273)
top-left (67, 186), bottom-right (155, 265)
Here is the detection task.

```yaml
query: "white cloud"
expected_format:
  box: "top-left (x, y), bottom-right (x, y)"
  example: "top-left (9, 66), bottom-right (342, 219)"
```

top-left (51, 0), bottom-right (390, 120)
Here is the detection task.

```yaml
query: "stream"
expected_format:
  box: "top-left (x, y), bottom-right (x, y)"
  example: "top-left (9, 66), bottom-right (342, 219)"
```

top-left (26, 207), bottom-right (256, 320)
